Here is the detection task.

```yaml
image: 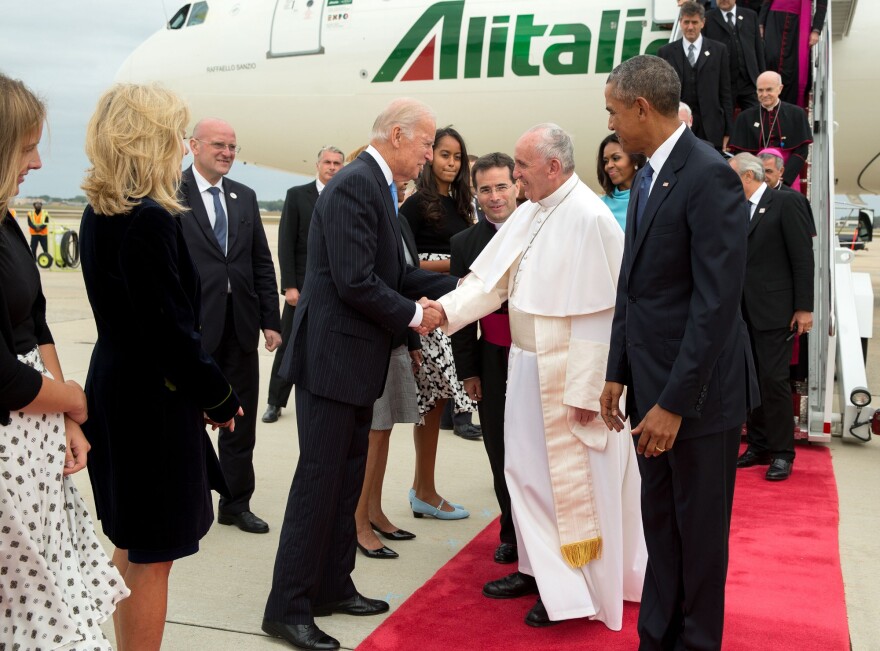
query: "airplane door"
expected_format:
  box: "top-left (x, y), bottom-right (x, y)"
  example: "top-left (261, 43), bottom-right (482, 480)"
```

top-left (268, 0), bottom-right (325, 57)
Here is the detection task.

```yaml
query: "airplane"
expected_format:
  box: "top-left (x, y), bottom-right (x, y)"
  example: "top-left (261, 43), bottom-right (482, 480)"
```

top-left (115, 0), bottom-right (876, 195)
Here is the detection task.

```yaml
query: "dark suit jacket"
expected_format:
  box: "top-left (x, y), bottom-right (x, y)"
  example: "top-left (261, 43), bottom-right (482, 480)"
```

top-left (743, 187), bottom-right (814, 331)
top-left (448, 219), bottom-right (501, 380)
top-left (658, 37), bottom-right (733, 147)
top-left (282, 151), bottom-right (456, 407)
top-left (278, 180), bottom-right (318, 293)
top-left (703, 7), bottom-right (765, 86)
top-left (180, 167), bottom-right (281, 354)
top-left (606, 128), bottom-right (757, 438)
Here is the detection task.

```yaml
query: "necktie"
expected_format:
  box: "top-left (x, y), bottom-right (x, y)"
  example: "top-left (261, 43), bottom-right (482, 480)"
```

top-left (634, 163), bottom-right (654, 231)
top-left (389, 182), bottom-right (399, 215)
top-left (727, 12), bottom-right (736, 30)
top-left (207, 186), bottom-right (227, 253)
top-left (687, 43), bottom-right (697, 67)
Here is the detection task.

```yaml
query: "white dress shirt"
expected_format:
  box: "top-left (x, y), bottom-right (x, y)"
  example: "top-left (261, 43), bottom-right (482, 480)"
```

top-left (646, 122), bottom-right (688, 195)
top-left (191, 165), bottom-right (228, 253)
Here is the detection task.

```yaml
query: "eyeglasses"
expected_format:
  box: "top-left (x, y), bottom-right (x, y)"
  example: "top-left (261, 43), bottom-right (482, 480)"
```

top-left (192, 138), bottom-right (241, 154)
top-left (477, 183), bottom-right (513, 196)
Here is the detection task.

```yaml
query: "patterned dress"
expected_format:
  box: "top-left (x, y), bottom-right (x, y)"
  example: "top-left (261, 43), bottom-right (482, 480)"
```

top-left (0, 349), bottom-right (129, 650)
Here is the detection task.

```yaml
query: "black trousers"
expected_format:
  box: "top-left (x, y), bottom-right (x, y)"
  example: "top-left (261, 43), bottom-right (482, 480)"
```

top-left (267, 301), bottom-right (296, 408)
top-left (214, 299), bottom-right (260, 514)
top-left (264, 386), bottom-right (371, 624)
top-left (732, 73), bottom-right (759, 113)
top-left (746, 325), bottom-right (795, 461)
top-left (30, 234), bottom-right (48, 257)
top-left (636, 426), bottom-right (740, 651)
top-left (478, 340), bottom-right (514, 545)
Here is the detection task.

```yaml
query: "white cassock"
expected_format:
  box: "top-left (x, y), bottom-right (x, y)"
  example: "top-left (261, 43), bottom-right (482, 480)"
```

top-left (439, 174), bottom-right (646, 630)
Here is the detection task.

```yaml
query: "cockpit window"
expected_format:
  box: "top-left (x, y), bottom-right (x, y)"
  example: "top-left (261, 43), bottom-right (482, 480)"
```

top-left (168, 4), bottom-right (191, 30)
top-left (187, 2), bottom-right (209, 26)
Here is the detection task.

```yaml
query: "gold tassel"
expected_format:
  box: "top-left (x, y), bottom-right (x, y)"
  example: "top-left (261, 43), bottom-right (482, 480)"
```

top-left (560, 537), bottom-right (603, 568)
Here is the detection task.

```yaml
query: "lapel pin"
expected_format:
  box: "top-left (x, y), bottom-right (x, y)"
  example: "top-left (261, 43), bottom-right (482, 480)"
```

top-left (759, 208), bottom-right (766, 213)
top-left (229, 192), bottom-right (238, 199)
top-left (753, 122), bottom-right (760, 128)
top-left (662, 182), bottom-right (669, 187)
top-left (704, 51), bottom-right (710, 56)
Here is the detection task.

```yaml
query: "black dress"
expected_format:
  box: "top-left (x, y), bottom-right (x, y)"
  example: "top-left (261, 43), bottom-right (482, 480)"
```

top-left (79, 198), bottom-right (240, 561)
top-left (0, 213), bottom-right (128, 649)
top-left (400, 193), bottom-right (477, 417)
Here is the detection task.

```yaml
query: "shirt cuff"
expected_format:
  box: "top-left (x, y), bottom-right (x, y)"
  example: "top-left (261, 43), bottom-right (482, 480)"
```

top-left (409, 302), bottom-right (423, 328)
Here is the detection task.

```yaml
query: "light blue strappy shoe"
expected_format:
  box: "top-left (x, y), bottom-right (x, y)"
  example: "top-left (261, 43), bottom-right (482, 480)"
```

top-left (410, 493), bottom-right (470, 520)
top-left (408, 487), bottom-right (465, 511)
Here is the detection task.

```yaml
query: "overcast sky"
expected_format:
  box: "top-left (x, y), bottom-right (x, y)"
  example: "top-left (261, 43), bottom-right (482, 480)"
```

top-left (2, 1), bottom-right (307, 201)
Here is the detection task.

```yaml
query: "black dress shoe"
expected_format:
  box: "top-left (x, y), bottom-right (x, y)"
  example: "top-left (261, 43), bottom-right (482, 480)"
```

top-left (262, 404), bottom-right (282, 423)
top-left (494, 542), bottom-right (518, 564)
top-left (312, 592), bottom-right (390, 617)
top-left (525, 598), bottom-right (559, 628)
top-left (370, 522), bottom-right (416, 541)
top-left (736, 447), bottom-right (772, 468)
top-left (357, 542), bottom-right (399, 559)
top-left (453, 423), bottom-right (482, 440)
top-left (766, 458), bottom-right (793, 481)
top-left (261, 620), bottom-right (340, 650)
top-left (482, 572), bottom-right (539, 599)
top-left (218, 510), bottom-right (270, 533)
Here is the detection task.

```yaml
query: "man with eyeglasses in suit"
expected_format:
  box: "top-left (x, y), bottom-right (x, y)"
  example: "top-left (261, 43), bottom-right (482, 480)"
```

top-left (181, 118), bottom-right (282, 535)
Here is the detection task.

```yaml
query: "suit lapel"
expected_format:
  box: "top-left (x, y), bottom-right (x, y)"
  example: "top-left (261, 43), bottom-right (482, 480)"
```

top-left (222, 178), bottom-right (240, 255)
top-left (628, 130), bottom-right (695, 269)
top-left (697, 41), bottom-right (711, 72)
top-left (749, 188), bottom-right (772, 235)
top-left (183, 167), bottom-right (224, 256)
top-left (357, 152), bottom-right (405, 270)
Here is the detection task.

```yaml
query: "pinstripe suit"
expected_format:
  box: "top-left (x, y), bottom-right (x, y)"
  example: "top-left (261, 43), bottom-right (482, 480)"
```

top-left (264, 151), bottom-right (456, 624)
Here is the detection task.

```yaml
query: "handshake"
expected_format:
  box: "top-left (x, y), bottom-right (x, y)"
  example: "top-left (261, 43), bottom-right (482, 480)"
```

top-left (413, 297), bottom-right (447, 335)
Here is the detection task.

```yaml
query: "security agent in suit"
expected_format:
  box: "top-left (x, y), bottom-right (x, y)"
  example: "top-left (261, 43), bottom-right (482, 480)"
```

top-left (449, 153), bottom-right (519, 565)
top-left (262, 98), bottom-right (458, 651)
top-left (730, 154), bottom-right (814, 481)
top-left (658, 2), bottom-right (733, 151)
top-left (263, 146), bottom-right (345, 424)
top-left (600, 55), bottom-right (758, 650)
top-left (703, 0), bottom-right (765, 112)
top-left (181, 118), bottom-right (282, 534)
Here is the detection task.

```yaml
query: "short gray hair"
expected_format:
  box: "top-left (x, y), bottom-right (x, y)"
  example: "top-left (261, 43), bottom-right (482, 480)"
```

top-left (607, 55), bottom-right (681, 118)
top-left (679, 1), bottom-right (705, 20)
top-left (525, 123), bottom-right (575, 174)
top-left (370, 98), bottom-right (436, 142)
top-left (758, 152), bottom-right (784, 170)
top-left (732, 153), bottom-right (765, 181)
top-left (317, 146), bottom-right (344, 162)
top-left (678, 102), bottom-right (692, 120)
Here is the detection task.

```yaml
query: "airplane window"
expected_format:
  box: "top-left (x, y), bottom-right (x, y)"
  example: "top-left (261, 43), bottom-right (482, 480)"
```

top-left (187, 2), bottom-right (209, 26)
top-left (168, 4), bottom-right (191, 30)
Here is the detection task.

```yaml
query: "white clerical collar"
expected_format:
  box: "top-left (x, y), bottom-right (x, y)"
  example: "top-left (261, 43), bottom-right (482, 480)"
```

top-left (365, 145), bottom-right (393, 186)
top-left (316, 177), bottom-right (326, 194)
top-left (763, 100), bottom-right (781, 112)
top-left (192, 165), bottom-right (222, 195)
top-left (486, 216), bottom-right (507, 230)
top-left (683, 34), bottom-right (704, 55)
top-left (647, 122), bottom-right (687, 184)
top-left (537, 173), bottom-right (579, 210)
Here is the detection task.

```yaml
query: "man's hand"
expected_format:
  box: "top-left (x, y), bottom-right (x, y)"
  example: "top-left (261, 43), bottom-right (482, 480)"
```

top-left (599, 381), bottom-right (626, 432)
top-left (284, 288), bottom-right (300, 306)
top-left (633, 404), bottom-right (682, 457)
top-left (809, 30), bottom-right (820, 47)
top-left (264, 329), bottom-right (282, 352)
top-left (463, 377), bottom-right (482, 401)
top-left (570, 407), bottom-right (597, 426)
top-left (790, 310), bottom-right (813, 336)
top-left (413, 298), bottom-right (447, 335)
top-left (63, 418), bottom-right (90, 476)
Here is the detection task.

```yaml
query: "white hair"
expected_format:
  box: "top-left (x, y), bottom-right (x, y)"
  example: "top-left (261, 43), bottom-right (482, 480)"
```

top-left (370, 98), bottom-right (436, 142)
top-left (525, 123), bottom-right (575, 174)
top-left (732, 153), bottom-right (765, 181)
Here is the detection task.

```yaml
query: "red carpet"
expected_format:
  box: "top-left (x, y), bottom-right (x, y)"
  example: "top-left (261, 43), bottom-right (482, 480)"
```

top-left (356, 444), bottom-right (848, 650)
